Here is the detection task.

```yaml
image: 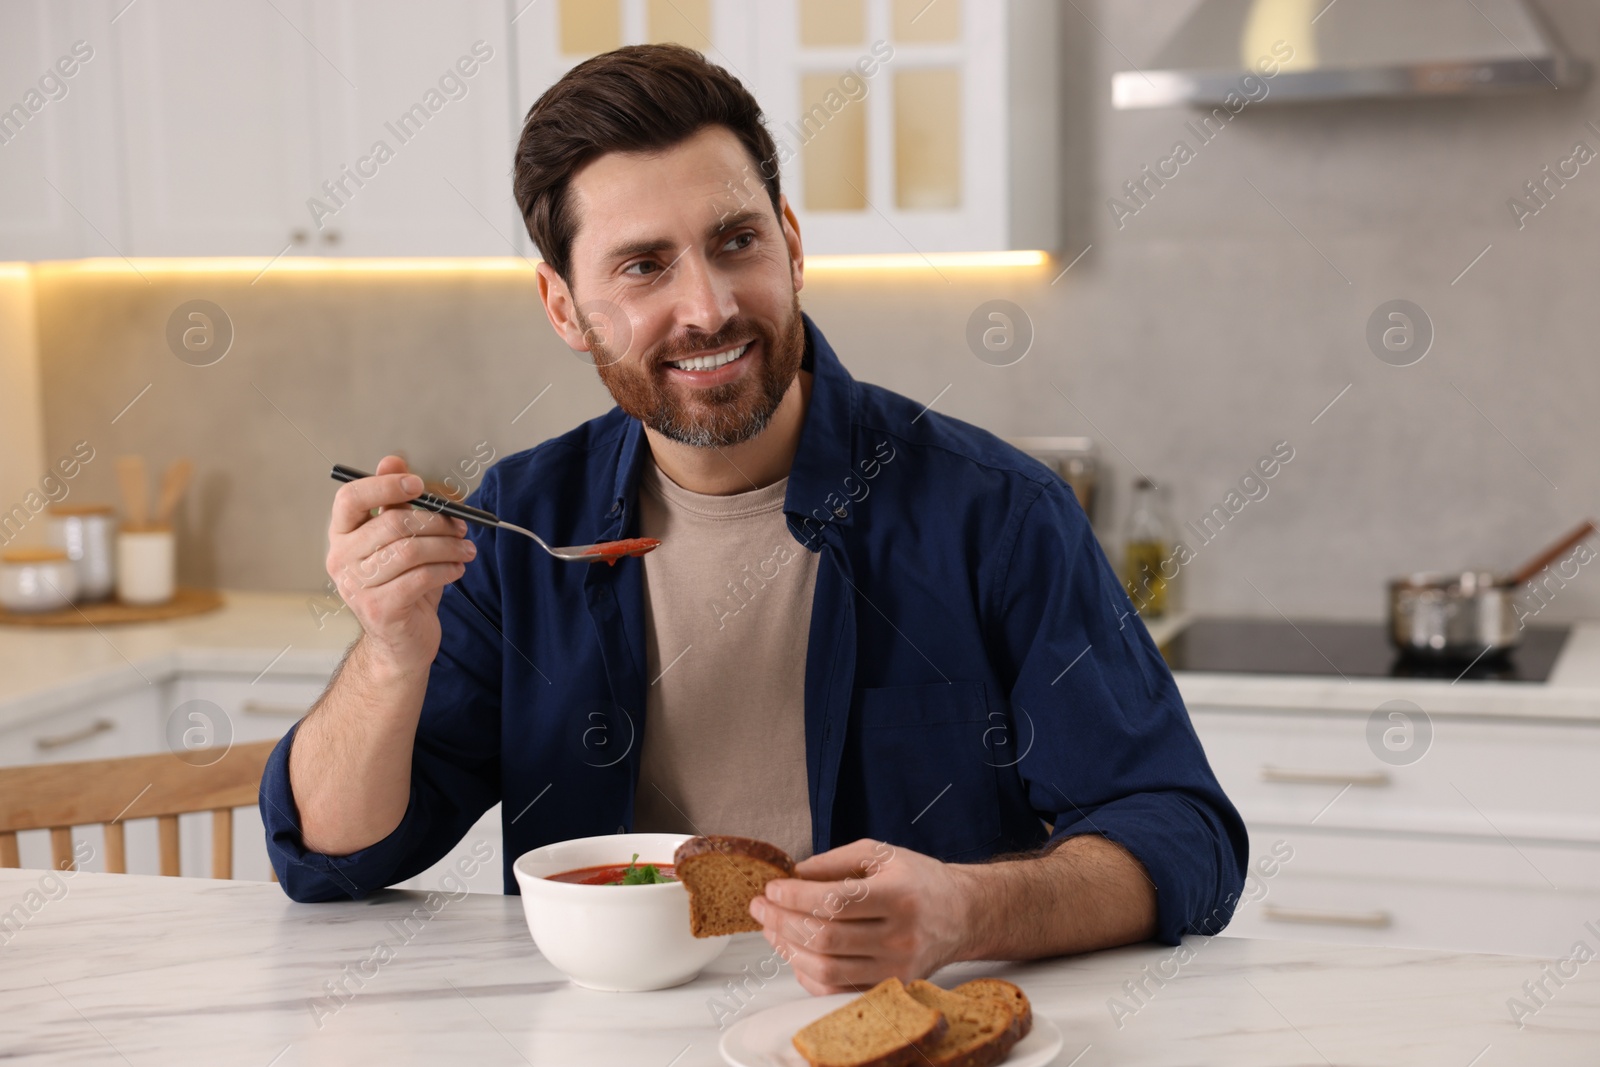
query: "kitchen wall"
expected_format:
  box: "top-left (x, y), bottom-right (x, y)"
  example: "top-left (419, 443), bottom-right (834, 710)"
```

top-left (29, 0), bottom-right (1600, 622)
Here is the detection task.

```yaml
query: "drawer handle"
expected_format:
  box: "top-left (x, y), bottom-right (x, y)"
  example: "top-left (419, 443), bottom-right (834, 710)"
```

top-left (241, 701), bottom-right (311, 718)
top-left (1264, 905), bottom-right (1393, 929)
top-left (35, 718), bottom-right (116, 751)
top-left (1261, 766), bottom-right (1391, 787)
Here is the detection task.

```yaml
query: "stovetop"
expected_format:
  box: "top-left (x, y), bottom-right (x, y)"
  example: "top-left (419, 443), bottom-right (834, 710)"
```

top-left (1162, 618), bottom-right (1571, 683)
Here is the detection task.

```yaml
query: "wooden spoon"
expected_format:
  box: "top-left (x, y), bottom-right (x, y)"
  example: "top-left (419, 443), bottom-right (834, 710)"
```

top-left (154, 458), bottom-right (194, 526)
top-left (115, 455), bottom-right (149, 529)
top-left (1502, 520), bottom-right (1598, 588)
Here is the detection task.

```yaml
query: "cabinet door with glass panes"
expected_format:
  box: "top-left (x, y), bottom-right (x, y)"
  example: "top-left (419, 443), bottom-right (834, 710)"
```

top-left (509, 0), bottom-right (758, 224)
top-left (509, 0), bottom-right (1056, 258)
top-left (752, 0), bottom-right (1058, 255)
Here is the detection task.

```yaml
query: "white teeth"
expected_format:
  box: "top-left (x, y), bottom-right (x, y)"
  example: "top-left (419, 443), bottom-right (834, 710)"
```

top-left (670, 342), bottom-right (748, 372)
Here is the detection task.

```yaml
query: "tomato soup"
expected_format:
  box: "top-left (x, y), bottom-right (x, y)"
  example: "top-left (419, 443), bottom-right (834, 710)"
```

top-left (546, 862), bottom-right (676, 885)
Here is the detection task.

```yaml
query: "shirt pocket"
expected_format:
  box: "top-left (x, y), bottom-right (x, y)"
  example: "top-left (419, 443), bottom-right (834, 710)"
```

top-left (843, 680), bottom-right (1003, 860)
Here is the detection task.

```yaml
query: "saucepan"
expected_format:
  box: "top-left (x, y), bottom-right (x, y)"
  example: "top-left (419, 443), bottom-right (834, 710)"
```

top-left (1388, 520), bottom-right (1596, 659)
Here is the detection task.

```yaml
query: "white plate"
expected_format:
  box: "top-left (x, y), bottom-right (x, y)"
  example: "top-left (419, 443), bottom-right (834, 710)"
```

top-left (719, 991), bottom-right (1064, 1067)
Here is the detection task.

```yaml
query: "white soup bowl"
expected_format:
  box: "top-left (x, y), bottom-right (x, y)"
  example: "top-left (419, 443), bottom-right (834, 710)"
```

top-left (512, 832), bottom-right (729, 992)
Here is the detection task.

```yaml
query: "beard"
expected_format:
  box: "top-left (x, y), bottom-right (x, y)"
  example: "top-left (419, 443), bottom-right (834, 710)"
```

top-left (588, 291), bottom-right (806, 449)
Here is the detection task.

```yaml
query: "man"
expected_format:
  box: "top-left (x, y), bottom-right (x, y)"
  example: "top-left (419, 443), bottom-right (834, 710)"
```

top-left (262, 44), bottom-right (1247, 995)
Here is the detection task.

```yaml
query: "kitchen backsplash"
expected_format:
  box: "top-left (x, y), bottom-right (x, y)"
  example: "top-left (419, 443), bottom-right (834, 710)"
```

top-left (17, 0), bottom-right (1600, 623)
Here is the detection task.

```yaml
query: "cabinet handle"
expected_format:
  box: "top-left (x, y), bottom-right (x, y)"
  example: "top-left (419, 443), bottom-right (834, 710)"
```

top-left (35, 718), bottom-right (116, 751)
top-left (241, 701), bottom-right (310, 718)
top-left (1261, 765), bottom-right (1391, 787)
top-left (1264, 904), bottom-right (1393, 929)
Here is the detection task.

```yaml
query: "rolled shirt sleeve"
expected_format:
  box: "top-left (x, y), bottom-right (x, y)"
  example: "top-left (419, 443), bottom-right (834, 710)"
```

top-left (260, 470), bottom-right (507, 901)
top-left (996, 476), bottom-right (1248, 942)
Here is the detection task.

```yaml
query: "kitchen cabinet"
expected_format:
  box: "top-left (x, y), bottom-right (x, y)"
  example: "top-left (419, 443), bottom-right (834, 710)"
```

top-left (24, 0), bottom-right (515, 258)
top-left (511, 0), bottom-right (1059, 256)
top-left (509, 0), bottom-right (759, 262)
top-left (299, 0), bottom-right (518, 257)
top-left (0, 685), bottom-right (163, 769)
top-left (113, 0), bottom-right (318, 257)
top-left (1224, 829), bottom-right (1600, 959)
top-left (6, 0), bottom-right (1058, 260)
top-left (0, 0), bottom-right (124, 260)
top-left (749, 0), bottom-right (1060, 254)
top-left (1189, 703), bottom-right (1600, 957)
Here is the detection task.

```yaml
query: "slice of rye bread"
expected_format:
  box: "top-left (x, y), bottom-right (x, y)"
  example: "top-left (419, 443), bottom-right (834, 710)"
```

top-left (792, 977), bottom-right (949, 1067)
top-left (672, 835), bottom-right (795, 937)
top-left (952, 978), bottom-right (1033, 1040)
top-left (903, 980), bottom-right (1022, 1067)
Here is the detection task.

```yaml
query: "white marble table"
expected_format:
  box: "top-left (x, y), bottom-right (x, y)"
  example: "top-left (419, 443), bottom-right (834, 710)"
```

top-left (4, 870), bottom-right (1597, 1066)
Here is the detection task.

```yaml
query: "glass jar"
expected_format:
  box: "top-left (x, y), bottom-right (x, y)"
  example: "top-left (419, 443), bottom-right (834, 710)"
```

top-left (0, 547), bottom-right (80, 613)
top-left (46, 504), bottom-right (118, 602)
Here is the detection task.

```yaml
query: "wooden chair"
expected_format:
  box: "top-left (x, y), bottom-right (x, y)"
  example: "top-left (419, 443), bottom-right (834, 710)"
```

top-left (0, 739), bottom-right (277, 878)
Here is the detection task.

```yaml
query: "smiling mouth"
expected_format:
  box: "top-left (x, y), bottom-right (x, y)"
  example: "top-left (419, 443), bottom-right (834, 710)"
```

top-left (665, 342), bottom-right (750, 372)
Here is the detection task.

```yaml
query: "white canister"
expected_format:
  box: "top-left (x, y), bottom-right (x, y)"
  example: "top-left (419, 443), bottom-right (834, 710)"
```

top-left (116, 525), bottom-right (176, 605)
top-left (46, 504), bottom-right (118, 602)
top-left (0, 547), bottom-right (81, 613)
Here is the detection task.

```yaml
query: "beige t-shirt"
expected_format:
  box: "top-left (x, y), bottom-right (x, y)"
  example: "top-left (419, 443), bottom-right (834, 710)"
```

top-left (629, 457), bottom-right (818, 861)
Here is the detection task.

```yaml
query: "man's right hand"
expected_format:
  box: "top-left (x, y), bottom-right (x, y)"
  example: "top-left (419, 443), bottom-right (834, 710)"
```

top-left (293, 454), bottom-right (479, 857)
top-left (326, 454), bottom-right (477, 675)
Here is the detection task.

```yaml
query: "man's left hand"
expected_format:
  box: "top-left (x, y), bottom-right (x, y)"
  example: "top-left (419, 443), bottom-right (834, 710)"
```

top-left (748, 838), bottom-right (973, 995)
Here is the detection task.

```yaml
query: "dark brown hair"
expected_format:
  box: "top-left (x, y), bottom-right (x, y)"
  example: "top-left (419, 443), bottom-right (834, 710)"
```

top-left (513, 44), bottom-right (782, 283)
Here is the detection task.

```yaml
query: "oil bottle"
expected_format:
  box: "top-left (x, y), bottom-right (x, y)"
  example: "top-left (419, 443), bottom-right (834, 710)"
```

top-left (1121, 478), bottom-right (1172, 617)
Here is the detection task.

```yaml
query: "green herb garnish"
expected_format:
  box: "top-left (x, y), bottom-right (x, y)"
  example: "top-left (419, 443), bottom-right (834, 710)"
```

top-left (611, 852), bottom-right (674, 885)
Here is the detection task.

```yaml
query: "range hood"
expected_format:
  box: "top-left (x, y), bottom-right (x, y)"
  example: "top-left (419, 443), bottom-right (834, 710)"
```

top-left (1113, 0), bottom-right (1590, 108)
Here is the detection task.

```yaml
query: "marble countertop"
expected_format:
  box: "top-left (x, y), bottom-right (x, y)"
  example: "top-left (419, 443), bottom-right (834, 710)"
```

top-left (0, 591), bottom-right (360, 731)
top-left (3, 592), bottom-right (1596, 732)
top-left (3, 869), bottom-right (1596, 1066)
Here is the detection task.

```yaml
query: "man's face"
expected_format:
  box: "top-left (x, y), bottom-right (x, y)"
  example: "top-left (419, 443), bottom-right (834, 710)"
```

top-left (554, 125), bottom-right (806, 448)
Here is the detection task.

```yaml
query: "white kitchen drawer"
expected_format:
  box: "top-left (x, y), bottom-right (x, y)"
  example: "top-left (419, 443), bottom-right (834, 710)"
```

top-left (1192, 707), bottom-right (1600, 843)
top-left (168, 672), bottom-right (330, 747)
top-left (0, 686), bottom-right (164, 768)
top-left (1225, 827), bottom-right (1600, 957)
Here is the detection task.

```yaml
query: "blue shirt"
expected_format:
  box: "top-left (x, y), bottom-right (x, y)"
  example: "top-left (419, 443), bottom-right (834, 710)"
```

top-left (261, 313), bottom-right (1248, 943)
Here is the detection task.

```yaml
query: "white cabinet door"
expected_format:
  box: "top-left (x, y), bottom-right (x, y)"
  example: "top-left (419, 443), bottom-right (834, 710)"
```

top-left (114, 0), bottom-right (318, 256)
top-left (304, 0), bottom-right (517, 256)
top-left (1192, 703), bottom-right (1600, 955)
top-left (1225, 829), bottom-right (1600, 959)
top-left (0, 0), bottom-right (123, 259)
top-left (0, 685), bottom-right (163, 768)
top-left (750, 0), bottom-right (1057, 254)
top-left (166, 671), bottom-right (326, 746)
top-left (512, 0), bottom-right (1057, 256)
top-left (509, 0), bottom-right (758, 257)
top-left (1191, 707), bottom-right (1600, 843)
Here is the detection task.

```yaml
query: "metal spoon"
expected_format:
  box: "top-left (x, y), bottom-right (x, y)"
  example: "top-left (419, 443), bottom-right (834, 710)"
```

top-left (330, 464), bottom-right (659, 564)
